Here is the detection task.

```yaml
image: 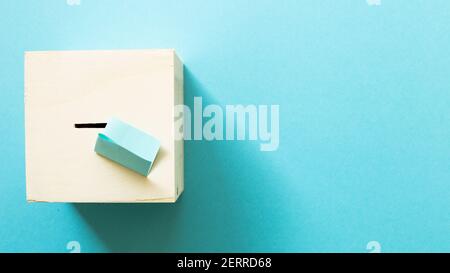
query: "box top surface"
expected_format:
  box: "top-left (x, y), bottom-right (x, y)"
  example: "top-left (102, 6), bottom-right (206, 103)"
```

top-left (25, 49), bottom-right (181, 202)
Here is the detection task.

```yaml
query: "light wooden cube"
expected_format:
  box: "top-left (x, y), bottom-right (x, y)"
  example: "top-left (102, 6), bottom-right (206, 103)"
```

top-left (25, 49), bottom-right (184, 203)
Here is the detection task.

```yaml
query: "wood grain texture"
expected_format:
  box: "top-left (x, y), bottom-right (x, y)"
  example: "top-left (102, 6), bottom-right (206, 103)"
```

top-left (25, 49), bottom-right (184, 203)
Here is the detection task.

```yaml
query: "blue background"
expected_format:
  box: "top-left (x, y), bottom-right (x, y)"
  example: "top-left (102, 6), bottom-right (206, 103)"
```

top-left (1, 0), bottom-right (449, 252)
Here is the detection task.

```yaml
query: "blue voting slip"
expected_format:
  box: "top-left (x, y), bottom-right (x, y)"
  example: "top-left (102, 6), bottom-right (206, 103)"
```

top-left (94, 117), bottom-right (160, 176)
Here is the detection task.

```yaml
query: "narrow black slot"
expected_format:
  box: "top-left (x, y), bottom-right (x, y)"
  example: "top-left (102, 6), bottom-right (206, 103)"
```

top-left (74, 123), bottom-right (107, 128)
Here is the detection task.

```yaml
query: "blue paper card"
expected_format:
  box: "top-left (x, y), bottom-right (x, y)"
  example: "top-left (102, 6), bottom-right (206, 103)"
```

top-left (94, 118), bottom-right (160, 176)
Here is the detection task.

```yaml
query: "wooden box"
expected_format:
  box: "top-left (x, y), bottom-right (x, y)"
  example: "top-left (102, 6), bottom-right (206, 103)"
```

top-left (25, 49), bottom-right (184, 202)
